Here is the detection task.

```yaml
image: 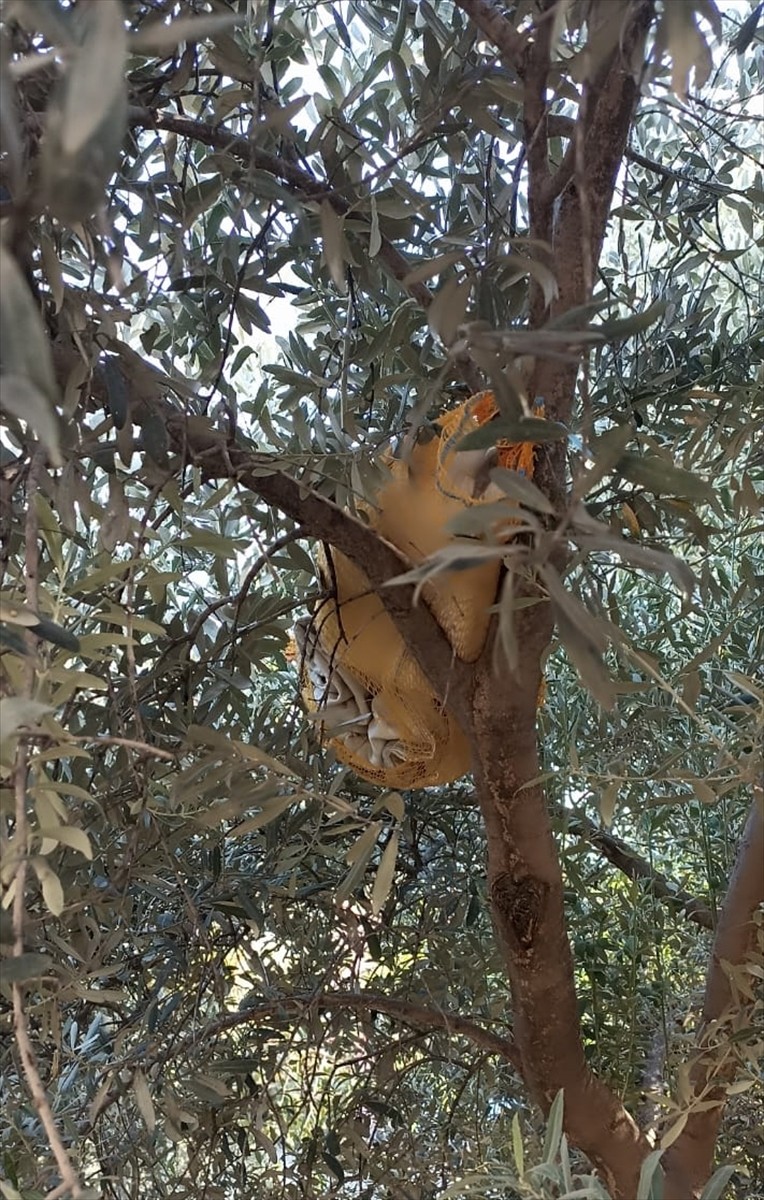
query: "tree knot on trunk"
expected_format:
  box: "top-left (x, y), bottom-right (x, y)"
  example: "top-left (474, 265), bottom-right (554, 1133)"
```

top-left (491, 872), bottom-right (549, 951)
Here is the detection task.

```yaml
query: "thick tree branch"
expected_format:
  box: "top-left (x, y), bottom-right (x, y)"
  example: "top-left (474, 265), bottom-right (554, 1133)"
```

top-left (529, 1), bottom-right (654, 420)
top-left (57, 341), bottom-right (474, 725)
top-left (233, 465), bottom-right (474, 719)
top-left (456, 10), bottom-right (658, 1194)
top-left (664, 796), bottom-right (764, 1200)
top-left (471, 622), bottom-right (651, 1200)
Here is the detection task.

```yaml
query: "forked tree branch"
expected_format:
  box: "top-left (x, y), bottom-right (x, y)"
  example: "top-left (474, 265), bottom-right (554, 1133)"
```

top-left (87, 989), bottom-right (522, 1131)
top-left (128, 107), bottom-right (437, 308)
top-left (461, 4), bottom-right (657, 1197)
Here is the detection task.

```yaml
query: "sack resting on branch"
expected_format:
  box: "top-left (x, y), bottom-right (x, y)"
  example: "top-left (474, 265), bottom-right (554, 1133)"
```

top-left (293, 392), bottom-right (543, 789)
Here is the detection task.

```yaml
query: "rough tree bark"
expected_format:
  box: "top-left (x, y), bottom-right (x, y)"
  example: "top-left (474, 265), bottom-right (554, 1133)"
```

top-left (663, 798), bottom-right (764, 1200)
top-left (455, 3), bottom-right (658, 1195)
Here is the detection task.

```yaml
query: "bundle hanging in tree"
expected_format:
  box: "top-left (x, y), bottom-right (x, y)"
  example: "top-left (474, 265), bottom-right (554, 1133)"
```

top-left (294, 392), bottom-right (542, 788)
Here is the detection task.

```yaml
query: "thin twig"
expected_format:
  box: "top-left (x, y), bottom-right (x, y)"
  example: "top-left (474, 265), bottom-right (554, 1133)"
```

top-left (71, 735), bottom-right (177, 761)
top-left (11, 449), bottom-right (83, 1198)
top-left (151, 990), bottom-right (521, 1073)
top-left (126, 107), bottom-right (484, 394)
top-left (170, 526), bottom-right (306, 651)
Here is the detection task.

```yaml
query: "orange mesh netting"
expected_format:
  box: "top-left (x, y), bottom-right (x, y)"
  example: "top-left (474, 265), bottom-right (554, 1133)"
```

top-left (438, 391), bottom-right (537, 488)
top-left (295, 392), bottom-right (542, 788)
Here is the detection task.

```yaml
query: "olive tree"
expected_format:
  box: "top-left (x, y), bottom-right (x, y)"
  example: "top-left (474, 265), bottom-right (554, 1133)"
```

top-left (0, 2), bottom-right (762, 1199)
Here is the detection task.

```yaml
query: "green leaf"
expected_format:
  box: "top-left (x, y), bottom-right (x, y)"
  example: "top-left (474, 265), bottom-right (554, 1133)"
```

top-left (575, 424), bottom-right (634, 496)
top-left (27, 615), bottom-right (81, 653)
top-left (0, 625), bottom-right (30, 656)
top-left (636, 1149), bottom-right (665, 1200)
top-left (732, 3), bottom-right (762, 55)
top-left (511, 1112), bottom-right (524, 1176)
top-left (133, 1069), bottom-right (156, 1134)
top-left (60, 0), bottom-right (126, 157)
top-left (599, 781), bottom-right (619, 828)
top-left (39, 824), bottom-right (94, 859)
top-left (31, 857), bottom-right (65, 918)
top-left (0, 245), bottom-right (60, 414)
top-left (458, 417), bottom-right (567, 450)
top-left (554, 608), bottom-right (616, 711)
top-left (131, 12), bottom-right (241, 52)
top-left (320, 201), bottom-right (347, 293)
top-left (40, 0), bottom-right (127, 222)
top-left (346, 822), bottom-right (383, 865)
top-left (574, 514), bottom-right (696, 599)
top-left (141, 411), bottom-right (170, 466)
top-left (543, 1089), bottom-right (564, 1163)
top-left (371, 831), bottom-right (398, 916)
top-left (103, 358), bottom-right (130, 429)
top-left (616, 452), bottom-right (715, 503)
top-left (1, 954), bottom-right (55, 983)
top-left (699, 1166), bottom-right (737, 1200)
top-left (427, 277), bottom-right (472, 347)
top-left (336, 823), bottom-right (383, 903)
top-left (230, 796), bottom-right (296, 834)
top-left (489, 469), bottom-right (555, 514)
top-left (404, 250), bottom-right (465, 285)
top-left (321, 1152), bottom-right (344, 1184)
top-left (598, 301), bottom-right (667, 340)
top-left (368, 195), bottom-right (382, 258)
top-left (0, 601), bottom-right (43, 627)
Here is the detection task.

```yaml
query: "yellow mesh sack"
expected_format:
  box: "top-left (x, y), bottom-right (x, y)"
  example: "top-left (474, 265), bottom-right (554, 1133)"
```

top-left (296, 547), bottom-right (471, 788)
top-left (437, 391), bottom-right (538, 491)
top-left (372, 434), bottom-right (502, 664)
top-left (296, 392), bottom-right (542, 787)
top-left (373, 392), bottom-right (540, 662)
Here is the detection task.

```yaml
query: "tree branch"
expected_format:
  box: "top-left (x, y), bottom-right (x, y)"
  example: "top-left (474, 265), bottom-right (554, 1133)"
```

top-left (152, 990), bottom-right (522, 1073)
top-left (456, 9), bottom-right (658, 1193)
top-left (471, 632), bottom-right (652, 1200)
top-left (563, 807), bottom-right (714, 931)
top-left (61, 341), bottom-right (474, 725)
top-left (127, 106), bottom-right (431, 303)
top-left (87, 990), bottom-right (521, 1132)
top-left (164, 527), bottom-right (306, 653)
top-left (127, 106), bottom-right (483, 392)
top-left (221, 453), bottom-right (474, 721)
top-left (453, 0), bottom-right (527, 73)
top-left (529, 1), bottom-right (654, 421)
top-left (11, 450), bottom-right (84, 1197)
top-left (664, 796), bottom-right (764, 1200)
